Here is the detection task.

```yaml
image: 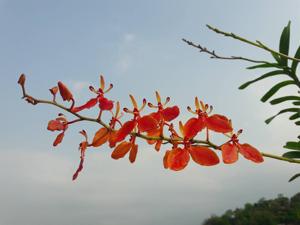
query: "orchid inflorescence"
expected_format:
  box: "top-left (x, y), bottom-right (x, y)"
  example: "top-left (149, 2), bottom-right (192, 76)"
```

top-left (18, 74), bottom-right (264, 181)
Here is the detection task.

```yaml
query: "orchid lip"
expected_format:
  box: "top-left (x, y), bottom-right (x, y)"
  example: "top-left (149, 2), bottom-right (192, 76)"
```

top-left (98, 88), bottom-right (104, 94)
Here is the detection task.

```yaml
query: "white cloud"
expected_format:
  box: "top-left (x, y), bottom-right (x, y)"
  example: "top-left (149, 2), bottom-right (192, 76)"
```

top-left (68, 80), bottom-right (90, 96)
top-left (115, 33), bottom-right (137, 73)
top-left (116, 55), bottom-right (132, 73)
top-left (1, 146), bottom-right (299, 225)
top-left (123, 33), bottom-right (135, 43)
top-left (64, 80), bottom-right (92, 102)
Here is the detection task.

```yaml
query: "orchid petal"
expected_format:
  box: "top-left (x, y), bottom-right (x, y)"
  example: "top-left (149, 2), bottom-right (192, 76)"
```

top-left (221, 143), bottom-right (238, 164)
top-left (188, 146), bottom-right (219, 166)
top-left (239, 143), bottom-right (264, 163)
top-left (162, 106), bottom-right (180, 122)
top-left (111, 141), bottom-right (132, 159)
top-left (92, 127), bottom-right (109, 147)
top-left (137, 115), bottom-right (158, 132)
top-left (72, 98), bottom-right (98, 113)
top-left (206, 114), bottom-right (233, 133)
top-left (99, 97), bottom-right (114, 111)
top-left (183, 118), bottom-right (205, 140)
top-left (167, 147), bottom-right (190, 171)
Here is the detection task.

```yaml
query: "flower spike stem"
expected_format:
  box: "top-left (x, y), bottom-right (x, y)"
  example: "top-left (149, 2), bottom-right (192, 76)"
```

top-left (18, 74), bottom-right (300, 180)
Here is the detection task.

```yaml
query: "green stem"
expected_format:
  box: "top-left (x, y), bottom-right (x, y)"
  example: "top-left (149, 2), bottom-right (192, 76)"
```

top-left (206, 24), bottom-right (300, 63)
top-left (261, 152), bottom-right (300, 164)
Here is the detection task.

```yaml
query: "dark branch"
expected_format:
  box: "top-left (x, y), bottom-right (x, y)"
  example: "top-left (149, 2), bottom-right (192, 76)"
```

top-left (182, 38), bottom-right (267, 64)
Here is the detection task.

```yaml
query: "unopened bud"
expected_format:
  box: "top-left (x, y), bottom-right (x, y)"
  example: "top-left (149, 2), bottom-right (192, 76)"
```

top-left (18, 74), bottom-right (26, 86)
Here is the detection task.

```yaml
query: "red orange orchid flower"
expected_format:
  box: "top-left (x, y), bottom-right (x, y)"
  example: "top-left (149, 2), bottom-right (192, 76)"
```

top-left (221, 129), bottom-right (264, 164)
top-left (109, 95), bottom-right (158, 163)
top-left (111, 136), bottom-right (139, 163)
top-left (109, 95), bottom-right (158, 147)
top-left (163, 120), bottom-right (220, 171)
top-left (47, 114), bottom-right (68, 146)
top-left (184, 97), bottom-right (233, 139)
top-left (90, 101), bottom-right (123, 148)
top-left (72, 75), bottom-right (114, 113)
top-left (146, 91), bottom-right (180, 151)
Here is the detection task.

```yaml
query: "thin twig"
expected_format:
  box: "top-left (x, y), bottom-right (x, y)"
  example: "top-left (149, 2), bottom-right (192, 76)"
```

top-left (23, 94), bottom-right (109, 128)
top-left (182, 38), bottom-right (267, 64)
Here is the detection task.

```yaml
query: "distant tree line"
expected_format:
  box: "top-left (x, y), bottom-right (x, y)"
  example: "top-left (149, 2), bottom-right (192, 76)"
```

top-left (202, 193), bottom-right (300, 225)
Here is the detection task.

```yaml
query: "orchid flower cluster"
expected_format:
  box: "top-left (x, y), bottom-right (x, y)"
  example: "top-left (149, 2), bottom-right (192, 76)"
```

top-left (18, 74), bottom-right (264, 180)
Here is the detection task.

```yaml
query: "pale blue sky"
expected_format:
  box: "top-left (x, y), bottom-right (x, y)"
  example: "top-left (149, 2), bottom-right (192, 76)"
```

top-left (1, 1), bottom-right (300, 225)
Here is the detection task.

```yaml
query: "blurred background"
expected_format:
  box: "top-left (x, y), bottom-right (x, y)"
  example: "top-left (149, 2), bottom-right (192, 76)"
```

top-left (1, 0), bottom-right (300, 224)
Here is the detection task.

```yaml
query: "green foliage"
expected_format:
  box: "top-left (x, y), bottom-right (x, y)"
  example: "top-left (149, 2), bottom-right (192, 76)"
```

top-left (239, 21), bottom-right (300, 181)
top-left (279, 21), bottom-right (290, 66)
top-left (291, 45), bottom-right (300, 72)
top-left (238, 70), bottom-right (288, 90)
top-left (284, 141), bottom-right (300, 150)
top-left (260, 80), bottom-right (296, 102)
top-left (202, 193), bottom-right (300, 225)
top-left (270, 96), bottom-right (300, 105)
top-left (282, 151), bottom-right (300, 159)
top-left (265, 108), bottom-right (300, 124)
